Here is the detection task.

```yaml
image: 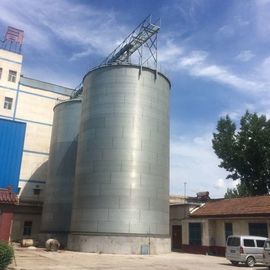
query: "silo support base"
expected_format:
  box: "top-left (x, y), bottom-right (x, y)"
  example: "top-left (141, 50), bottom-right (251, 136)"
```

top-left (67, 234), bottom-right (171, 254)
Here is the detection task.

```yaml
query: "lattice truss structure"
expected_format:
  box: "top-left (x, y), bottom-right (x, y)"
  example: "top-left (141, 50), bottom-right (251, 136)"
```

top-left (100, 15), bottom-right (160, 70)
top-left (72, 16), bottom-right (160, 98)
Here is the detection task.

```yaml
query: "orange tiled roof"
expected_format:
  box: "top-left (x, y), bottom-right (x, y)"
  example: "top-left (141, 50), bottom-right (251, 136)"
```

top-left (0, 188), bottom-right (18, 204)
top-left (191, 195), bottom-right (270, 217)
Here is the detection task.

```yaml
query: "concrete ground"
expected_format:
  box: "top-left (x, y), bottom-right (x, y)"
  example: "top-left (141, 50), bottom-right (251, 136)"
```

top-left (8, 247), bottom-right (269, 270)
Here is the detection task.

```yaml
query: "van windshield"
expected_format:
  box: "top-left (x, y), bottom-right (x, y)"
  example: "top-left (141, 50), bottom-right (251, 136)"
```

top-left (227, 237), bottom-right (240, 246)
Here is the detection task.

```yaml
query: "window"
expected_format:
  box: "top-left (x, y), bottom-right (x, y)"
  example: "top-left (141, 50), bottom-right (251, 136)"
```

top-left (227, 237), bottom-right (240, 246)
top-left (256, 240), bottom-right (265, 248)
top-left (8, 70), bottom-right (17, 82)
top-left (244, 239), bottom-right (255, 247)
top-left (0, 68), bottom-right (2, 79)
top-left (33, 188), bottom-right (41, 195)
top-left (225, 223), bottom-right (233, 241)
top-left (189, 223), bottom-right (202, 245)
top-left (23, 221), bottom-right (32, 236)
top-left (249, 223), bottom-right (268, 237)
top-left (3, 97), bottom-right (13, 110)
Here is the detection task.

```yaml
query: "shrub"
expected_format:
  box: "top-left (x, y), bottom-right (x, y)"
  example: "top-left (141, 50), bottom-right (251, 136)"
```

top-left (0, 242), bottom-right (13, 270)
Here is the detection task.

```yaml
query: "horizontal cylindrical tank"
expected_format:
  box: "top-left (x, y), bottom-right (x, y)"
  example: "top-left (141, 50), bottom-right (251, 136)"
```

top-left (69, 65), bottom-right (170, 254)
top-left (40, 98), bottom-right (81, 246)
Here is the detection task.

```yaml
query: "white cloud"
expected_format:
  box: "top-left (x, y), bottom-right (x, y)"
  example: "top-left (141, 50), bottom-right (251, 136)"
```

top-left (217, 25), bottom-right (235, 38)
top-left (258, 56), bottom-right (270, 82)
top-left (214, 178), bottom-right (226, 189)
top-left (234, 16), bottom-right (250, 27)
top-left (179, 51), bottom-right (207, 67)
top-left (159, 40), bottom-right (183, 63)
top-left (261, 57), bottom-right (270, 67)
top-left (236, 50), bottom-right (255, 62)
top-left (214, 178), bottom-right (237, 190)
top-left (170, 132), bottom-right (229, 198)
top-left (255, 0), bottom-right (270, 40)
top-left (0, 0), bottom-right (127, 60)
top-left (69, 48), bottom-right (95, 62)
top-left (191, 64), bottom-right (262, 92)
top-left (219, 103), bottom-right (256, 122)
top-left (0, 1), bottom-right (52, 50)
top-left (226, 112), bottom-right (241, 121)
top-left (159, 41), bottom-right (270, 94)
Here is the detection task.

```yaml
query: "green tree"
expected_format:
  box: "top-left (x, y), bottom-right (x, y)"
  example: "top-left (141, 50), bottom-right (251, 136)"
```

top-left (0, 242), bottom-right (13, 270)
top-left (224, 182), bottom-right (251, 199)
top-left (212, 111), bottom-right (270, 196)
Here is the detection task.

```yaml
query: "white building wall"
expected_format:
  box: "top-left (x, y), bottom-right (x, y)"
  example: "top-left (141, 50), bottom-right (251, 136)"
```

top-left (11, 212), bottom-right (41, 241)
top-left (215, 220), bottom-right (225, 246)
top-left (183, 218), bottom-right (270, 248)
top-left (0, 49), bottom-right (22, 119)
top-left (182, 218), bottom-right (208, 246)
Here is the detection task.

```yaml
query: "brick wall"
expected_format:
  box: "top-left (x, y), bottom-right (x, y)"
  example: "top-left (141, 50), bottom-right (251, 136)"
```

top-left (0, 209), bottom-right (13, 241)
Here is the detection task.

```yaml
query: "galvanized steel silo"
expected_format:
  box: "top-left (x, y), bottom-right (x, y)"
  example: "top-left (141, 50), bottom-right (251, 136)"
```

top-left (41, 98), bottom-right (81, 246)
top-left (68, 65), bottom-right (170, 254)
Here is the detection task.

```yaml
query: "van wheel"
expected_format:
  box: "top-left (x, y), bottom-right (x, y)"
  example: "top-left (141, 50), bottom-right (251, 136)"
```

top-left (230, 261), bottom-right (238, 266)
top-left (246, 256), bottom-right (255, 267)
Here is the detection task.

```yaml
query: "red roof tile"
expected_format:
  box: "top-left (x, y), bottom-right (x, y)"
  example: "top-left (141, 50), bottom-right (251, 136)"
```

top-left (0, 188), bottom-right (18, 204)
top-left (191, 195), bottom-right (270, 217)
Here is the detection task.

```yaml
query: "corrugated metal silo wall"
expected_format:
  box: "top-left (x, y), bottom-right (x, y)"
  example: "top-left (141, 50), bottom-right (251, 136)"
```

top-left (41, 99), bottom-right (82, 233)
top-left (0, 118), bottom-right (26, 192)
top-left (71, 65), bottom-right (170, 236)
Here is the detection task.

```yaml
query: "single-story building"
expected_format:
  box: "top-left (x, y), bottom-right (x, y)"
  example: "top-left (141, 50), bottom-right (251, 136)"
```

top-left (170, 193), bottom-right (208, 250)
top-left (0, 188), bottom-right (18, 241)
top-left (182, 195), bottom-right (270, 256)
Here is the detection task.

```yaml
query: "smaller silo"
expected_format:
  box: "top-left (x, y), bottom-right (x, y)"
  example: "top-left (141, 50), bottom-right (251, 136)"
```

top-left (40, 98), bottom-right (81, 246)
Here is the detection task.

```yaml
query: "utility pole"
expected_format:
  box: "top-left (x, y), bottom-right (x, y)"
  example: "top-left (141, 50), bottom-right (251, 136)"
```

top-left (184, 181), bottom-right (187, 218)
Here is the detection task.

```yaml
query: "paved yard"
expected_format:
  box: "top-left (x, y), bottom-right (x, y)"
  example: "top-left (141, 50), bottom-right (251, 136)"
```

top-left (8, 247), bottom-right (269, 270)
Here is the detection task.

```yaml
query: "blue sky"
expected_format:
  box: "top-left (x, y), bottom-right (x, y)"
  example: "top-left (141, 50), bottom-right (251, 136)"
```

top-left (1, 0), bottom-right (270, 198)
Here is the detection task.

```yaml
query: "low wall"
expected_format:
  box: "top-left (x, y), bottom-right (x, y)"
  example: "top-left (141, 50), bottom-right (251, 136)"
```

top-left (182, 244), bottom-right (225, 256)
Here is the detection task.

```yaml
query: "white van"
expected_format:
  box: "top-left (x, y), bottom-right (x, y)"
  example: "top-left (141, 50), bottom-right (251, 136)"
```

top-left (226, 235), bottom-right (267, 267)
top-left (263, 239), bottom-right (270, 269)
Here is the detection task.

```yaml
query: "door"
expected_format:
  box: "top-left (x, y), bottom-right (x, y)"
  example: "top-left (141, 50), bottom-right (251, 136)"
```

top-left (172, 225), bottom-right (182, 250)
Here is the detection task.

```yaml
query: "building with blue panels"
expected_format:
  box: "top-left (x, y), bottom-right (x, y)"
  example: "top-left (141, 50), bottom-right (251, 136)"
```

top-left (0, 118), bottom-right (26, 192)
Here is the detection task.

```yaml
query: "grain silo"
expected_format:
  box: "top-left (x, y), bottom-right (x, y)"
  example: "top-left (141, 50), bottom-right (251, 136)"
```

top-left (40, 98), bottom-right (81, 246)
top-left (68, 62), bottom-right (170, 254)
top-left (63, 17), bottom-right (171, 254)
